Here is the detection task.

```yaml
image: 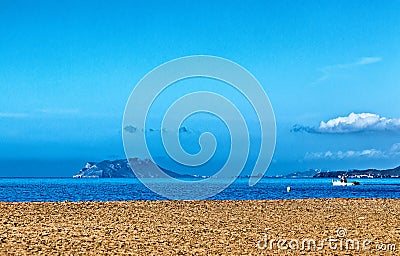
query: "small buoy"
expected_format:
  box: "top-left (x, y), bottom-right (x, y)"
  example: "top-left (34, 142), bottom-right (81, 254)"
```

top-left (287, 186), bottom-right (291, 192)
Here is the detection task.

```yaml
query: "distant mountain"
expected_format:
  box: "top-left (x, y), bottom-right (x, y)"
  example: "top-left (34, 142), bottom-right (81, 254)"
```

top-left (73, 158), bottom-right (200, 179)
top-left (74, 159), bottom-right (400, 179)
top-left (282, 169), bottom-right (322, 178)
top-left (313, 166), bottom-right (400, 178)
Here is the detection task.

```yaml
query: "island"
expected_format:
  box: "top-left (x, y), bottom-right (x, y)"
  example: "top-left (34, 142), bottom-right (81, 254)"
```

top-left (312, 165), bottom-right (400, 178)
top-left (74, 158), bottom-right (400, 179)
top-left (73, 158), bottom-right (201, 179)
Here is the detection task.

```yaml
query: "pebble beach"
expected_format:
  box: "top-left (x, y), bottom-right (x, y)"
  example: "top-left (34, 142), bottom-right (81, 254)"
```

top-left (1, 199), bottom-right (399, 255)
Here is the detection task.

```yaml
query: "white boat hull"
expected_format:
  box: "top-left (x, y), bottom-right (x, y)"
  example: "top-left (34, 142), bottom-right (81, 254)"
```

top-left (332, 181), bottom-right (356, 186)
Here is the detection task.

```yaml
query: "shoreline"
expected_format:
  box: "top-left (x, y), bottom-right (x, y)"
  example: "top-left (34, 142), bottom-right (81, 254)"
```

top-left (1, 197), bottom-right (400, 203)
top-left (1, 198), bottom-right (399, 255)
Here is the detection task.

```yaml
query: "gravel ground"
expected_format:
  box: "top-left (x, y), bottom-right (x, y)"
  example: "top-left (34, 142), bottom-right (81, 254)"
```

top-left (0, 199), bottom-right (399, 255)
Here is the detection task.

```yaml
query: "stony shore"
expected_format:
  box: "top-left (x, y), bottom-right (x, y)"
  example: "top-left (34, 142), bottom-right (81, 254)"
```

top-left (0, 199), bottom-right (399, 255)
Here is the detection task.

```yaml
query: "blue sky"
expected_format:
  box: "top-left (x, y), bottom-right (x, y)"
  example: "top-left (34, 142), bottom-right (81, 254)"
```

top-left (1, 0), bottom-right (400, 177)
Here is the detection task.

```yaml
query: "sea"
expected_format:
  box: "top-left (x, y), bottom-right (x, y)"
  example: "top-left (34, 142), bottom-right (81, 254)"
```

top-left (1, 178), bottom-right (400, 202)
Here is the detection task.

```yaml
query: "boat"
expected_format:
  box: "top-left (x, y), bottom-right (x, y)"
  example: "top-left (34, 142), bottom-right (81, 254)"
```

top-left (332, 178), bottom-right (360, 186)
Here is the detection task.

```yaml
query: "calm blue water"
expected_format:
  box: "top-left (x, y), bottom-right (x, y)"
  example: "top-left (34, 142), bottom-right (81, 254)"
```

top-left (0, 178), bottom-right (399, 202)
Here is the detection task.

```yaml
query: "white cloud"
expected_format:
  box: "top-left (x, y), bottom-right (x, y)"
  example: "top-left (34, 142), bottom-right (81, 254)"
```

top-left (313, 56), bottom-right (382, 84)
top-left (292, 113), bottom-right (400, 134)
top-left (36, 108), bottom-right (79, 114)
top-left (390, 143), bottom-right (400, 152)
top-left (0, 112), bottom-right (29, 118)
top-left (305, 143), bottom-right (400, 160)
top-left (0, 108), bottom-right (80, 118)
top-left (356, 57), bottom-right (382, 65)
